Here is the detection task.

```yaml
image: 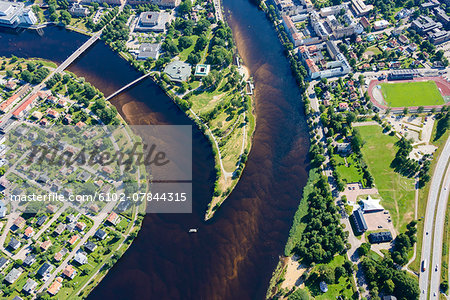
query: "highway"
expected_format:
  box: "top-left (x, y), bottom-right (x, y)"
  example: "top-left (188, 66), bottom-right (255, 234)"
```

top-left (419, 137), bottom-right (450, 299)
top-left (429, 149), bottom-right (450, 298)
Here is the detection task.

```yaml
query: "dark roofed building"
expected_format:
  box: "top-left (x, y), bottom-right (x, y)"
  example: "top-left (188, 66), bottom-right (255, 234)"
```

top-left (0, 256), bottom-right (8, 270)
top-left (388, 69), bottom-right (419, 80)
top-left (37, 262), bottom-right (54, 277)
top-left (8, 237), bottom-right (21, 250)
top-left (350, 209), bottom-right (367, 234)
top-left (95, 229), bottom-right (107, 240)
top-left (36, 214), bottom-right (47, 227)
top-left (369, 231), bottom-right (393, 244)
top-left (84, 241), bottom-right (97, 252)
top-left (23, 254), bottom-right (36, 267)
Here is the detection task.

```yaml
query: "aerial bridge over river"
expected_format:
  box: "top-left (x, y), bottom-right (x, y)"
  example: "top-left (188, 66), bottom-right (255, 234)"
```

top-left (104, 72), bottom-right (152, 101)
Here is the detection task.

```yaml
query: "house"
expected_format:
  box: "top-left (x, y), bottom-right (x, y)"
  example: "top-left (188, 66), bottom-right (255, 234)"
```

top-left (102, 166), bottom-right (114, 175)
top-left (40, 239), bottom-right (52, 251)
top-left (0, 257), bottom-right (9, 270)
top-left (46, 108), bottom-right (60, 119)
top-left (47, 277), bottom-right (63, 296)
top-left (47, 204), bottom-right (57, 213)
top-left (31, 110), bottom-right (44, 120)
top-left (89, 204), bottom-right (99, 213)
top-left (106, 211), bottom-right (120, 226)
top-left (23, 254), bottom-right (36, 267)
top-left (350, 209), bottom-right (368, 234)
top-left (22, 278), bottom-right (38, 294)
top-left (37, 262), bottom-right (54, 277)
top-left (373, 20), bottom-right (389, 31)
top-left (398, 34), bottom-right (409, 45)
top-left (24, 226), bottom-right (34, 239)
top-left (13, 216), bottom-right (26, 229)
top-left (68, 234), bottom-right (80, 246)
top-left (62, 265), bottom-right (77, 279)
top-left (336, 143), bottom-right (351, 154)
top-left (54, 248), bottom-right (68, 262)
top-left (8, 237), bottom-right (21, 250)
top-left (39, 118), bottom-right (48, 126)
top-left (75, 121), bottom-right (85, 130)
top-left (0, 178), bottom-right (10, 190)
top-left (36, 214), bottom-right (47, 227)
top-left (0, 200), bottom-right (7, 218)
top-left (338, 102), bottom-right (349, 111)
top-left (66, 214), bottom-right (78, 223)
top-left (73, 250), bottom-right (88, 265)
top-left (5, 80), bottom-right (17, 90)
top-left (5, 267), bottom-right (22, 284)
top-left (84, 240), bottom-right (97, 252)
top-left (76, 222), bottom-right (86, 231)
top-left (54, 223), bottom-right (66, 236)
top-left (95, 229), bottom-right (107, 240)
top-left (369, 231), bottom-right (393, 244)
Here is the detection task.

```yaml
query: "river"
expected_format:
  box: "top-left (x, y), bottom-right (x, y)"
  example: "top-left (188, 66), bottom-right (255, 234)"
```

top-left (0, 0), bottom-right (309, 298)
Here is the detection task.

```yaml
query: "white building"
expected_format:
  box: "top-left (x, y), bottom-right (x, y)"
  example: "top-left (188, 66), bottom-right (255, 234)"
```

top-left (0, 1), bottom-right (37, 28)
top-left (374, 20), bottom-right (390, 31)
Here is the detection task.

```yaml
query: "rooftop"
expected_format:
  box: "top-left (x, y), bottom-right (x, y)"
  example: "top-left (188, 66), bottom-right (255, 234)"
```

top-left (164, 61), bottom-right (192, 82)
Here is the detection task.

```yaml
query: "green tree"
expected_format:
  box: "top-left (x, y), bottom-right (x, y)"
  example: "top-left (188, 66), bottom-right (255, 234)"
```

top-left (178, 36), bottom-right (193, 50)
top-left (178, 0), bottom-right (192, 15)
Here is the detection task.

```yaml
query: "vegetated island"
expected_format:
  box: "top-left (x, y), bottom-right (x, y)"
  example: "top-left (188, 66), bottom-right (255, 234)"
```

top-left (43, 0), bottom-right (256, 220)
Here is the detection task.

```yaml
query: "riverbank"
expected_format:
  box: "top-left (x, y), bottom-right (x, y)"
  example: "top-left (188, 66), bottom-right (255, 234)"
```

top-left (98, 13), bottom-right (256, 220)
top-left (0, 55), bottom-right (147, 299)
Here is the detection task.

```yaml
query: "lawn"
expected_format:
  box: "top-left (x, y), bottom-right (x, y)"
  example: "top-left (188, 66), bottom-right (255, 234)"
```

top-left (333, 154), bottom-right (365, 185)
top-left (380, 81), bottom-right (445, 108)
top-left (358, 125), bottom-right (416, 232)
top-left (304, 255), bottom-right (355, 299)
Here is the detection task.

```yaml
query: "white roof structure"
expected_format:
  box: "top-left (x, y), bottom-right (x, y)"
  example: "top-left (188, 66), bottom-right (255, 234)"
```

top-left (320, 281), bottom-right (328, 293)
top-left (361, 195), bottom-right (384, 212)
top-left (0, 1), bottom-right (37, 28)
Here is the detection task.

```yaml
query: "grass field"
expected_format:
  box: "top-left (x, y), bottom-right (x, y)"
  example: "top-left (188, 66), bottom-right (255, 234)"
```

top-left (380, 81), bottom-right (445, 108)
top-left (358, 125), bottom-right (416, 232)
top-left (304, 255), bottom-right (356, 299)
top-left (333, 154), bottom-right (366, 186)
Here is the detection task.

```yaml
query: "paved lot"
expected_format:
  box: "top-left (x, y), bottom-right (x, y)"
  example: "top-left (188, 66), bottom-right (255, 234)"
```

top-left (340, 183), bottom-right (379, 205)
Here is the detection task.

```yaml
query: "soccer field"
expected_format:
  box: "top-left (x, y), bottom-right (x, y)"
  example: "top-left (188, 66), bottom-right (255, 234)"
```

top-left (379, 81), bottom-right (445, 107)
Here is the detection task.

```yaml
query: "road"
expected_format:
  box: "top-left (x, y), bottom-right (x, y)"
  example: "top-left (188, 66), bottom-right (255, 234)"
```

top-left (419, 137), bottom-right (450, 299)
top-left (37, 200), bottom-right (116, 293)
top-left (429, 154), bottom-right (450, 298)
